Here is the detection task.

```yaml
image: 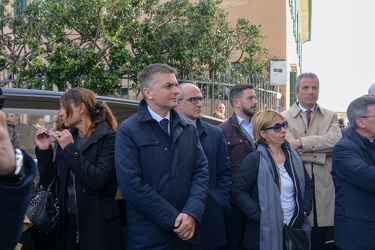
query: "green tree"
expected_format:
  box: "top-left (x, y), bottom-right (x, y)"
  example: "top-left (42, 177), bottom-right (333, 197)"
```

top-left (0, 0), bottom-right (270, 95)
top-left (1, 0), bottom-right (138, 94)
top-left (126, 0), bottom-right (234, 81)
top-left (231, 18), bottom-right (270, 77)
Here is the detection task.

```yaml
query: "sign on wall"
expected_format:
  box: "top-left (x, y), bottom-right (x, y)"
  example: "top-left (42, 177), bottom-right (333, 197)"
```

top-left (270, 60), bottom-right (287, 85)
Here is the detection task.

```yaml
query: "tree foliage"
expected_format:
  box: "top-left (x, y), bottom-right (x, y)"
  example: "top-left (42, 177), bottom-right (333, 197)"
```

top-left (0, 0), bottom-right (271, 95)
top-left (231, 18), bottom-right (270, 77)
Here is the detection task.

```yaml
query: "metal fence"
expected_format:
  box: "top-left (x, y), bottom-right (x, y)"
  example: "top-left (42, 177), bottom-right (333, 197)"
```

top-left (184, 80), bottom-right (281, 119)
top-left (120, 75), bottom-right (283, 119)
top-left (1, 70), bottom-right (283, 119)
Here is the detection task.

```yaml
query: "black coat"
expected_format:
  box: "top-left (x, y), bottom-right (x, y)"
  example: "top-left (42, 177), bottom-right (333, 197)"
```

top-left (196, 119), bottom-right (231, 249)
top-left (36, 122), bottom-right (125, 250)
top-left (232, 143), bottom-right (313, 249)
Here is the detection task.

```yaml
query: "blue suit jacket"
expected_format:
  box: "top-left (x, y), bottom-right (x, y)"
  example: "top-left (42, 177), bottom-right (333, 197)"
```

top-left (196, 119), bottom-right (231, 249)
top-left (115, 100), bottom-right (209, 250)
top-left (332, 128), bottom-right (375, 249)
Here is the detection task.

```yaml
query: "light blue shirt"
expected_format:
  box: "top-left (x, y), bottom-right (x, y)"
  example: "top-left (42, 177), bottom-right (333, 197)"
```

top-left (148, 106), bottom-right (171, 134)
top-left (236, 115), bottom-right (253, 139)
top-left (297, 102), bottom-right (315, 115)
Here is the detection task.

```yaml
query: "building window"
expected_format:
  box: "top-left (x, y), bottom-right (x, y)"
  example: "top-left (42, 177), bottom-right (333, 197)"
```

top-left (14, 0), bottom-right (27, 17)
top-left (289, 71), bottom-right (297, 106)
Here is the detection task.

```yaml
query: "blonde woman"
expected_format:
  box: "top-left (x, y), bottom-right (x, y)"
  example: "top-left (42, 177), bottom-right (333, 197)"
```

top-left (232, 110), bottom-right (313, 249)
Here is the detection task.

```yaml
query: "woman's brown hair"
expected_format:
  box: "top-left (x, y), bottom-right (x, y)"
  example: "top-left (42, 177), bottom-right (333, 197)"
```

top-left (60, 88), bottom-right (117, 136)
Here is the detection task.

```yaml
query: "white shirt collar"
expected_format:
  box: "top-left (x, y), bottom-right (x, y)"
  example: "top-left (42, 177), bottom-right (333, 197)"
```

top-left (297, 102), bottom-right (315, 113)
top-left (147, 106), bottom-right (170, 122)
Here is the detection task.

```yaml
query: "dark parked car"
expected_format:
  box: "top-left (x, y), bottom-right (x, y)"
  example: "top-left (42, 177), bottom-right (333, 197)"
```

top-left (2, 88), bottom-right (223, 155)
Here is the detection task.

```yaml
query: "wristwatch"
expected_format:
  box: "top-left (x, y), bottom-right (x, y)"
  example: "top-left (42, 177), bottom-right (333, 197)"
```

top-left (0, 148), bottom-right (26, 184)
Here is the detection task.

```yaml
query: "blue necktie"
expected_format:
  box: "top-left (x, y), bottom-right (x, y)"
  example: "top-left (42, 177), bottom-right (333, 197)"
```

top-left (160, 118), bottom-right (169, 134)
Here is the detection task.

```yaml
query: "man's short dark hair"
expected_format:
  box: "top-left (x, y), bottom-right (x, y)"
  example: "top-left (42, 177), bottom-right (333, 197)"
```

top-left (295, 72), bottom-right (320, 91)
top-left (347, 95), bottom-right (375, 130)
top-left (229, 84), bottom-right (254, 107)
top-left (138, 63), bottom-right (177, 91)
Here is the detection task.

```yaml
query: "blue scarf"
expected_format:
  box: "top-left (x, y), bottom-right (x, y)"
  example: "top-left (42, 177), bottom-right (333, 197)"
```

top-left (257, 144), bottom-right (306, 249)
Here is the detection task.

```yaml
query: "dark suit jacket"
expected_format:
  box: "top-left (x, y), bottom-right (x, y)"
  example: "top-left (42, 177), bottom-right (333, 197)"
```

top-left (115, 100), bottom-right (209, 250)
top-left (332, 129), bottom-right (375, 249)
top-left (196, 118), bottom-right (231, 249)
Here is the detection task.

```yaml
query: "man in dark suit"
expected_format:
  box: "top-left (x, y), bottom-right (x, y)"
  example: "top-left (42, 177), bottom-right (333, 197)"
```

top-left (115, 63), bottom-right (209, 249)
top-left (0, 109), bottom-right (37, 250)
top-left (332, 95), bottom-right (375, 249)
top-left (177, 83), bottom-right (231, 250)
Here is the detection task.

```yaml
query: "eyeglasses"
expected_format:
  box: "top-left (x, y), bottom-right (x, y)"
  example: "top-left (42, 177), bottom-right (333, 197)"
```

top-left (360, 115), bottom-right (375, 119)
top-left (177, 97), bottom-right (205, 104)
top-left (262, 120), bottom-right (288, 132)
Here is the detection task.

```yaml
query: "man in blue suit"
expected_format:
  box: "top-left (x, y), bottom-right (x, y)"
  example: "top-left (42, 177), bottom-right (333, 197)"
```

top-left (332, 94), bottom-right (375, 249)
top-left (177, 83), bottom-right (231, 250)
top-left (115, 64), bottom-right (209, 249)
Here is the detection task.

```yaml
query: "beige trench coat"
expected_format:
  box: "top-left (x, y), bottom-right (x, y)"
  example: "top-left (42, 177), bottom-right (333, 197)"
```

top-left (282, 103), bottom-right (341, 227)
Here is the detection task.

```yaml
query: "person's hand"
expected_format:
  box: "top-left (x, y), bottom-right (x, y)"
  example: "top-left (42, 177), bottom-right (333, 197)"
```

top-left (286, 138), bottom-right (302, 150)
top-left (0, 110), bottom-right (16, 175)
top-left (35, 128), bottom-right (52, 150)
top-left (173, 213), bottom-right (196, 241)
top-left (52, 129), bottom-right (74, 150)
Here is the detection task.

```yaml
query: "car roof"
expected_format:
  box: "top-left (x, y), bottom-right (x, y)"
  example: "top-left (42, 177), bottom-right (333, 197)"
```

top-left (2, 88), bottom-right (223, 125)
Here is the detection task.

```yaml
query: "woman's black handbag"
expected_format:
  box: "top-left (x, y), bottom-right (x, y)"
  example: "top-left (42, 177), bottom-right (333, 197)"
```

top-left (26, 176), bottom-right (60, 233)
top-left (283, 224), bottom-right (309, 250)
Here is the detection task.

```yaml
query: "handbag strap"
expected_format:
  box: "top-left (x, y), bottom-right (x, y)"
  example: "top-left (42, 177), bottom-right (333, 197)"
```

top-left (48, 175), bottom-right (58, 193)
top-left (35, 175), bottom-right (57, 192)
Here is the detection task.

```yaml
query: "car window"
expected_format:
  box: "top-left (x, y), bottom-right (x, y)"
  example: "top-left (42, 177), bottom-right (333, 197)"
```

top-left (6, 111), bottom-right (59, 157)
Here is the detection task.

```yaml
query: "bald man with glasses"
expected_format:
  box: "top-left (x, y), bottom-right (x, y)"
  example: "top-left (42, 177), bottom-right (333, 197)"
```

top-left (177, 83), bottom-right (231, 250)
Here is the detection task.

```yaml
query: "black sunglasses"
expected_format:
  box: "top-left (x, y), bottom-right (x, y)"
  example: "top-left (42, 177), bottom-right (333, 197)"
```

top-left (262, 120), bottom-right (288, 132)
top-left (177, 96), bottom-right (205, 104)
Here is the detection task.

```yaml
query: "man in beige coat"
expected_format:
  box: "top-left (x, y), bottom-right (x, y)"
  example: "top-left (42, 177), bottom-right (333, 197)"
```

top-left (282, 72), bottom-right (341, 250)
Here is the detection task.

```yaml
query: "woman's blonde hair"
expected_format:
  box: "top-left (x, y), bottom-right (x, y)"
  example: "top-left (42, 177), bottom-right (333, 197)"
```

top-left (252, 109), bottom-right (285, 145)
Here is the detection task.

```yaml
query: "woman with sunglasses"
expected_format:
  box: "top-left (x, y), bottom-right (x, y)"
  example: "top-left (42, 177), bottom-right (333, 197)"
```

top-left (232, 109), bottom-right (313, 250)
